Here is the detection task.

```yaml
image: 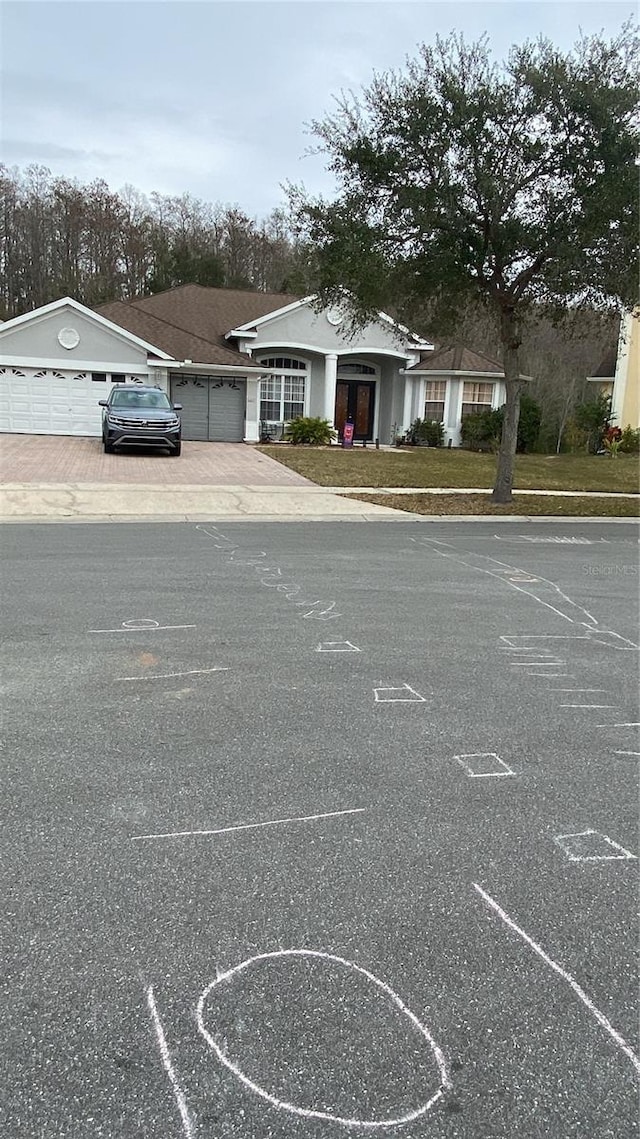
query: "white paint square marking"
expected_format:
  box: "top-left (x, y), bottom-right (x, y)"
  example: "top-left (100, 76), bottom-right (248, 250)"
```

top-left (316, 641), bottom-right (361, 652)
top-left (554, 829), bottom-right (636, 861)
top-left (455, 752), bottom-right (515, 778)
top-left (374, 683), bottom-right (426, 703)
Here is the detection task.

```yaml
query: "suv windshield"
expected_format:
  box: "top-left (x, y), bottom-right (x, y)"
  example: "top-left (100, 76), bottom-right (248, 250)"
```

top-left (110, 389), bottom-right (172, 410)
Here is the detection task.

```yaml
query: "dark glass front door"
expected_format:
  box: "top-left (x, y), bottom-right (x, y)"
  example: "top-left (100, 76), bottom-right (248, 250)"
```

top-left (335, 380), bottom-right (375, 441)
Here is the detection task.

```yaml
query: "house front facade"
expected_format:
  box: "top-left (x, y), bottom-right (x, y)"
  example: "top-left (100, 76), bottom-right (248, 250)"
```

top-left (0, 284), bottom-right (509, 446)
top-left (587, 309), bottom-right (640, 430)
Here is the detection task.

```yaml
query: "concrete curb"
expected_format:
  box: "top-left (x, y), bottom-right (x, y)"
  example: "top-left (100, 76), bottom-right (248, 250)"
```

top-left (1, 514), bottom-right (638, 526)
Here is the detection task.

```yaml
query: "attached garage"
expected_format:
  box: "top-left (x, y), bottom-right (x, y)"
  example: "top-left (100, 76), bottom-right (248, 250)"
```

top-left (0, 367), bottom-right (134, 437)
top-left (170, 374), bottom-right (246, 442)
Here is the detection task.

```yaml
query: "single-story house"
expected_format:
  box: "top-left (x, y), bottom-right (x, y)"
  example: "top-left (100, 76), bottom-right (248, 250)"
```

top-left (0, 284), bottom-right (510, 446)
top-left (587, 309), bottom-right (639, 430)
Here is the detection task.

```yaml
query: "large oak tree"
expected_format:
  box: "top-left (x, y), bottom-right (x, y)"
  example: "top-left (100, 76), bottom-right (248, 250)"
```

top-left (289, 25), bottom-right (639, 500)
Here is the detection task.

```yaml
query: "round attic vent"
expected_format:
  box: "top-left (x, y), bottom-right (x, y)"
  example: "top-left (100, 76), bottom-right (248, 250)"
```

top-left (326, 306), bottom-right (343, 327)
top-left (58, 327), bottom-right (80, 350)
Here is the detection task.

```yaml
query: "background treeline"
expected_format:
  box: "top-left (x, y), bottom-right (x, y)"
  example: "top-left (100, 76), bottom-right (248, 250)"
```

top-left (0, 164), bottom-right (315, 316)
top-left (0, 165), bottom-right (621, 451)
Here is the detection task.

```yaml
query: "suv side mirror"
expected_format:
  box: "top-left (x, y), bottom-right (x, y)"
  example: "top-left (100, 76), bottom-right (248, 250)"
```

top-left (173, 403), bottom-right (183, 411)
top-left (98, 400), bottom-right (108, 407)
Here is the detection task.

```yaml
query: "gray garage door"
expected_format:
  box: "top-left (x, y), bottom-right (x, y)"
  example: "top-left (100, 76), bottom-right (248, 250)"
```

top-left (170, 375), bottom-right (246, 442)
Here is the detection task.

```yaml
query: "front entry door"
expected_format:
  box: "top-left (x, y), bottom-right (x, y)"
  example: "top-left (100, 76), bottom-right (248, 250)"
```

top-left (335, 380), bottom-right (375, 441)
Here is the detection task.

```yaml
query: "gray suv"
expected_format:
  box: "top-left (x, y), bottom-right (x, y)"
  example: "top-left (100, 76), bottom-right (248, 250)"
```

top-left (99, 386), bottom-right (182, 455)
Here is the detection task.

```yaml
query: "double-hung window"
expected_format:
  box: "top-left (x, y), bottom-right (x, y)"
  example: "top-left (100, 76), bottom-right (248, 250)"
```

top-left (259, 357), bottom-right (307, 423)
top-left (424, 380), bottom-right (446, 421)
top-left (461, 381), bottom-right (494, 418)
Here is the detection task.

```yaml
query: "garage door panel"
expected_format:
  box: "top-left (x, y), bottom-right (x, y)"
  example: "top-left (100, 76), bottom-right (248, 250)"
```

top-left (0, 368), bottom-right (114, 436)
top-left (208, 380), bottom-right (245, 442)
top-left (170, 374), bottom-right (246, 442)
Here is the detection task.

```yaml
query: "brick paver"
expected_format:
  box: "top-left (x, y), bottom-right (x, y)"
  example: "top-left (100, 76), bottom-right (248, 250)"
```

top-left (0, 435), bottom-right (311, 486)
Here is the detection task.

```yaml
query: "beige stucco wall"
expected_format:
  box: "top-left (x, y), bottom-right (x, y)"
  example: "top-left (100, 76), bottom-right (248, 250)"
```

top-left (620, 311), bottom-right (639, 429)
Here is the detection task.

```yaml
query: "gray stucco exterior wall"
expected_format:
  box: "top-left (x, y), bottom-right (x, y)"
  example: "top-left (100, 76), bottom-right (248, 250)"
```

top-left (251, 302), bottom-right (410, 356)
top-left (0, 308), bottom-right (150, 370)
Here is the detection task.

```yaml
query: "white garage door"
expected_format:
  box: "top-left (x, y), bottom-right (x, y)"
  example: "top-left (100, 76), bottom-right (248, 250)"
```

top-left (0, 368), bottom-right (140, 437)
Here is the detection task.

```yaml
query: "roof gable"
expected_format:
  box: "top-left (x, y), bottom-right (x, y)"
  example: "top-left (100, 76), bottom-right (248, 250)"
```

top-left (408, 343), bottom-right (505, 375)
top-left (95, 299), bottom-right (259, 367)
top-left (0, 297), bottom-right (171, 359)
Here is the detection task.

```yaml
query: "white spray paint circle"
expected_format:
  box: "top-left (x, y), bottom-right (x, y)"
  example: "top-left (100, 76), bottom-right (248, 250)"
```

top-left (122, 618), bottom-right (160, 630)
top-left (196, 948), bottom-right (450, 1129)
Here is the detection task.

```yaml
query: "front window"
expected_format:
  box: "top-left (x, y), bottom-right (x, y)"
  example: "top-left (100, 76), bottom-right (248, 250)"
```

top-left (258, 356), bottom-right (307, 423)
top-left (461, 381), bottom-right (494, 418)
top-left (424, 380), bottom-right (446, 421)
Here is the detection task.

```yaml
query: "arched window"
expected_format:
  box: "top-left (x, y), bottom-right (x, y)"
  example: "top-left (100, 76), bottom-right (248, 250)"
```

top-left (258, 355), bottom-right (308, 422)
top-left (336, 362), bottom-right (376, 376)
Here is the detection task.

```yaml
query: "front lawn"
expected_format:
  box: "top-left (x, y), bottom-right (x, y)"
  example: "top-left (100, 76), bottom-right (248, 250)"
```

top-left (346, 492), bottom-right (640, 517)
top-left (259, 445), bottom-right (639, 494)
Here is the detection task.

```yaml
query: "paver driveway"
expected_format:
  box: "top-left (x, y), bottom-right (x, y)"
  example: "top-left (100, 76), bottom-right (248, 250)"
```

top-left (0, 434), bottom-right (311, 486)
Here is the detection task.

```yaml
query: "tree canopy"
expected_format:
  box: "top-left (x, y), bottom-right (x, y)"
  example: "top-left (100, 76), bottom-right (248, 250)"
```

top-left (289, 22), bottom-right (639, 499)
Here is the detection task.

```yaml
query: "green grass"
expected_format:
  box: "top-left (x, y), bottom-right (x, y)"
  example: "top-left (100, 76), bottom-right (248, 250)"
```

top-left (259, 445), bottom-right (640, 494)
top-left (345, 492), bottom-right (640, 517)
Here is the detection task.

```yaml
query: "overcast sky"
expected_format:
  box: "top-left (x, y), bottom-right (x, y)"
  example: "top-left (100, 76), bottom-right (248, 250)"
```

top-left (2, 1), bottom-right (635, 218)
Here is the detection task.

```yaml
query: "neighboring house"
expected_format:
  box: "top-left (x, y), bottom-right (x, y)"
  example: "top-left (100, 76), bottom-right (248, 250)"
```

top-left (0, 284), bottom-right (510, 445)
top-left (587, 309), bottom-right (640, 430)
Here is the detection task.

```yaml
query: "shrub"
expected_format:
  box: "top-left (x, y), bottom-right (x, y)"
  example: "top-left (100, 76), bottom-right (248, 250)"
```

top-left (480, 392), bottom-right (542, 453)
top-left (573, 393), bottom-right (612, 453)
top-left (460, 408), bottom-right (502, 451)
top-left (407, 417), bottom-right (444, 446)
top-left (602, 426), bottom-right (622, 457)
top-left (284, 416), bottom-right (336, 445)
top-left (619, 425), bottom-right (640, 454)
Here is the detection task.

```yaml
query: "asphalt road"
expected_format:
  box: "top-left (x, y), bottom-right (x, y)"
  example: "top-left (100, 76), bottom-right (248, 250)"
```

top-left (1, 519), bottom-right (638, 1138)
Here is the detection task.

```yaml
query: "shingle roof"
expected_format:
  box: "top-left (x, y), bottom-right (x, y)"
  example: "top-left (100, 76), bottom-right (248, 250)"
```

top-left (589, 348), bottom-right (616, 379)
top-left (96, 297), bottom-right (264, 367)
top-left (407, 343), bottom-right (504, 374)
top-left (96, 283), bottom-right (302, 366)
top-left (132, 283), bottom-right (299, 341)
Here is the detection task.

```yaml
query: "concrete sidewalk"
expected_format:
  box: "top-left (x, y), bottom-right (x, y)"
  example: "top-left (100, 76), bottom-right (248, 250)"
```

top-left (0, 482), bottom-right (411, 522)
top-left (324, 485), bottom-right (640, 499)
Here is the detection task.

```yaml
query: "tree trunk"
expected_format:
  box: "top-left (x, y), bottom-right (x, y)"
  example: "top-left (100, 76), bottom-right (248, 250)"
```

top-left (492, 306), bottom-right (523, 503)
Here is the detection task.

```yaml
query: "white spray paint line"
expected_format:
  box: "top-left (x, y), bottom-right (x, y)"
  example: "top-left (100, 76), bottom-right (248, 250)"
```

top-left (559, 704), bottom-right (617, 709)
top-left (131, 807), bottom-right (367, 842)
top-left (557, 689), bottom-right (608, 693)
top-left (115, 668), bottom-right (230, 681)
top-left (455, 753), bottom-right (515, 778)
top-left (90, 620), bottom-right (196, 634)
top-left (374, 683), bottom-right (427, 703)
top-left (614, 751), bottom-right (640, 756)
top-left (316, 641), bottom-right (361, 652)
top-left (596, 722), bottom-right (640, 728)
top-left (411, 537), bottom-right (599, 628)
top-left (146, 986), bottom-right (194, 1138)
top-left (554, 829), bottom-right (637, 861)
top-left (197, 524), bottom-right (342, 622)
top-left (500, 630), bottom-right (639, 653)
top-left (511, 661), bottom-right (565, 667)
top-left (528, 673), bottom-right (572, 678)
top-left (473, 884), bottom-right (640, 1077)
top-left (196, 948), bottom-right (451, 1128)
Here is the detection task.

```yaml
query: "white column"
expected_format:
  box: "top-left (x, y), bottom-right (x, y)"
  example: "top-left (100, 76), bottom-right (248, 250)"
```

top-left (402, 375), bottom-right (413, 431)
top-left (244, 376), bottom-right (260, 442)
top-left (324, 353), bottom-right (338, 426)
